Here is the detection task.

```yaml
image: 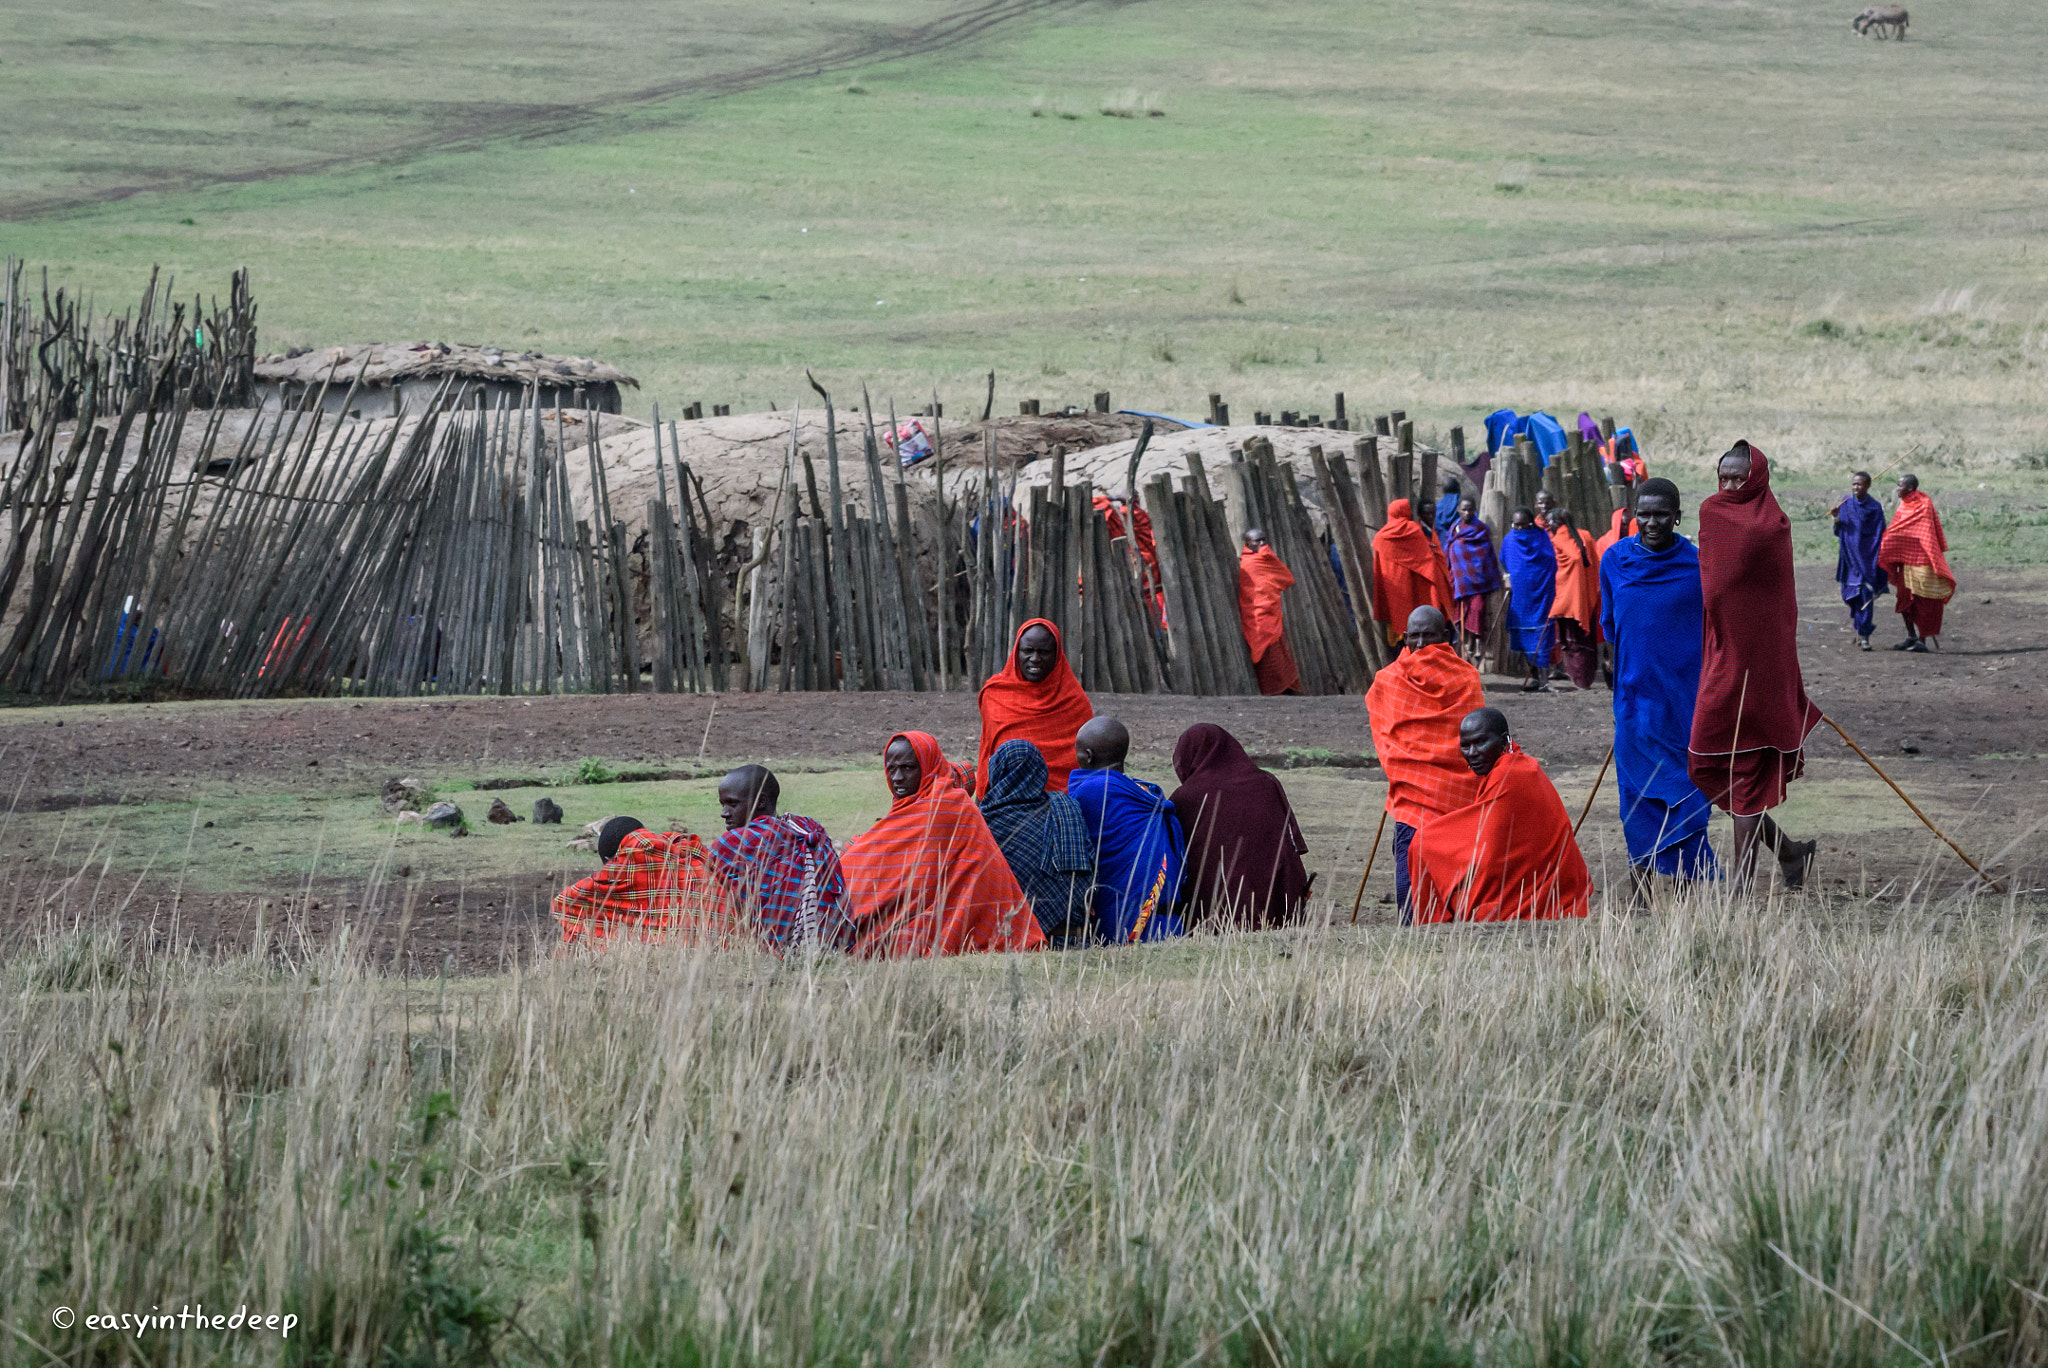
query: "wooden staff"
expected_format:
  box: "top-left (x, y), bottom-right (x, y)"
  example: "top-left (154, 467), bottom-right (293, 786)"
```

top-left (1574, 744), bottom-right (1613, 836)
top-left (1350, 807), bottom-right (1390, 924)
top-left (1821, 714), bottom-right (2003, 892)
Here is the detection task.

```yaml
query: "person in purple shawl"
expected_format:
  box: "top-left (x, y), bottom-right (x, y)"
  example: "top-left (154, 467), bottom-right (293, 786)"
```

top-left (1502, 506), bottom-right (1556, 692)
top-left (1831, 470), bottom-right (1888, 650)
top-left (1442, 496), bottom-right (1501, 661)
top-left (1169, 723), bottom-right (1310, 928)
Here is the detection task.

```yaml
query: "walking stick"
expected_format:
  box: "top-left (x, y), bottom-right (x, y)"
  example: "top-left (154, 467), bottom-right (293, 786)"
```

top-left (1821, 714), bottom-right (2003, 892)
top-left (1574, 744), bottom-right (1614, 837)
top-left (1350, 808), bottom-right (1390, 925)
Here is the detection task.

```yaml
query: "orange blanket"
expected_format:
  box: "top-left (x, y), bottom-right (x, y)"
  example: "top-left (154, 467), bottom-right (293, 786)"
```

top-left (553, 830), bottom-right (740, 948)
top-left (1237, 545), bottom-right (1295, 661)
top-left (1364, 641), bottom-right (1486, 827)
top-left (1549, 524), bottom-right (1600, 632)
top-left (844, 731), bottom-right (1047, 958)
top-left (1877, 491), bottom-right (1954, 601)
top-left (1370, 498), bottom-right (1456, 633)
top-left (976, 618), bottom-right (1094, 797)
top-left (1594, 508), bottom-right (1637, 558)
top-left (1410, 745), bottom-right (1590, 923)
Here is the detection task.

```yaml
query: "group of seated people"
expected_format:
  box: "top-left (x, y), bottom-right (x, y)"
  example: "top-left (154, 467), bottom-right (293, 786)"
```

top-left (554, 613), bottom-right (1589, 958)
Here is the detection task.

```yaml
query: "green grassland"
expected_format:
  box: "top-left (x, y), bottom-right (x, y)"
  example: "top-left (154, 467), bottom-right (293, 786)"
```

top-left (6, 0), bottom-right (2048, 517)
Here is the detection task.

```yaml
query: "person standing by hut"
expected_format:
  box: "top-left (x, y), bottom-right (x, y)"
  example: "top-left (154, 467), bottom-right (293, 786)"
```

top-left (1370, 499), bottom-right (1456, 651)
top-left (1502, 508), bottom-right (1557, 692)
top-left (1238, 529), bottom-right (1302, 695)
top-left (1687, 441), bottom-right (1820, 892)
top-left (1877, 473), bottom-right (1954, 653)
top-left (1830, 471), bottom-right (1888, 651)
top-left (1547, 508), bottom-right (1601, 690)
top-left (1443, 497), bottom-right (1502, 663)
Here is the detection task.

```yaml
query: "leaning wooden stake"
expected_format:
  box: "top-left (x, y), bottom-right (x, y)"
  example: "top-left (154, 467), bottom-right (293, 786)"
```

top-left (1821, 714), bottom-right (2003, 892)
top-left (1351, 808), bottom-right (1390, 924)
top-left (1574, 744), bottom-right (1613, 837)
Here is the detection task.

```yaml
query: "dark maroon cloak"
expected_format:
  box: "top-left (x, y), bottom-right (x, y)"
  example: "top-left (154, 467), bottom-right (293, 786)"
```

top-left (1169, 724), bottom-right (1310, 928)
top-left (1688, 442), bottom-right (1822, 804)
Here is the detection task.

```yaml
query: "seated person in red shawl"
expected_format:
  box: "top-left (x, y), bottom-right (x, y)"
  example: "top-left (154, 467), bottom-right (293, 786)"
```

top-left (1687, 441), bottom-right (1821, 891)
top-left (1442, 497), bottom-right (1502, 661)
top-left (1410, 708), bottom-right (1590, 924)
top-left (710, 765), bottom-right (854, 955)
top-left (1370, 499), bottom-right (1456, 650)
top-left (1238, 528), bottom-right (1301, 695)
top-left (1547, 507), bottom-right (1601, 690)
top-left (1365, 606), bottom-right (1486, 921)
top-left (976, 619), bottom-right (1093, 797)
top-left (1169, 723), bottom-right (1311, 928)
top-left (1069, 717), bottom-right (1187, 942)
top-left (1877, 473), bottom-right (1955, 653)
top-left (553, 816), bottom-right (739, 949)
top-left (843, 732), bottom-right (1046, 958)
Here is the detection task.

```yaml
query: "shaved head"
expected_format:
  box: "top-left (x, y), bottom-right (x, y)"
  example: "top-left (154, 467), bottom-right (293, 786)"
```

top-left (1403, 605), bottom-right (1453, 653)
top-left (1074, 715), bottom-right (1131, 771)
top-left (1458, 707), bottom-right (1511, 777)
top-left (719, 765), bottom-right (779, 830)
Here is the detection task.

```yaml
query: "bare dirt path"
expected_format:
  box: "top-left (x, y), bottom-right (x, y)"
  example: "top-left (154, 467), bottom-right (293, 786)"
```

top-left (1, 0), bottom-right (1087, 221)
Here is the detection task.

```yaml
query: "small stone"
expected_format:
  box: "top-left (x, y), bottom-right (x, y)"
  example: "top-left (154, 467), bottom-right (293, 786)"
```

top-left (532, 796), bottom-right (564, 825)
top-left (380, 776), bottom-right (425, 814)
top-left (423, 801), bottom-right (464, 829)
top-left (486, 797), bottom-right (521, 825)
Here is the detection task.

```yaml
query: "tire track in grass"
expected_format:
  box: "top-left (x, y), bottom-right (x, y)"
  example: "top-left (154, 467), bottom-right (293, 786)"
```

top-left (1, 0), bottom-right (1092, 222)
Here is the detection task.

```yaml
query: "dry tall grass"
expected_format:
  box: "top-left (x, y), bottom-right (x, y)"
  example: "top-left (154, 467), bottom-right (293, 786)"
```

top-left (4, 888), bottom-right (2045, 1367)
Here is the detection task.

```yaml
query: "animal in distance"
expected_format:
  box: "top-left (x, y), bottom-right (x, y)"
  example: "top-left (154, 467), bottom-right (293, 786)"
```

top-left (1852, 5), bottom-right (1909, 38)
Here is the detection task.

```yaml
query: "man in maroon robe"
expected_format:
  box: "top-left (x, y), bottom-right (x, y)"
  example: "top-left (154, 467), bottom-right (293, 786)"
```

top-left (1687, 441), bottom-right (1821, 890)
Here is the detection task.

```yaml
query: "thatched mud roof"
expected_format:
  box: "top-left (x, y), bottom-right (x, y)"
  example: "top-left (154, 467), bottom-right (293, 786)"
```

top-left (253, 342), bottom-right (637, 391)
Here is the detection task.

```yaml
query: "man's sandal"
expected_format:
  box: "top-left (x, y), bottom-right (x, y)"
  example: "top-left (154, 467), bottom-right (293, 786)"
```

top-left (1778, 839), bottom-right (1818, 890)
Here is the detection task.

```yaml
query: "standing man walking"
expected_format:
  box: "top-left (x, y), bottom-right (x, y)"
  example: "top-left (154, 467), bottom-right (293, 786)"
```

top-left (1831, 471), bottom-right (1887, 650)
top-left (1878, 473), bottom-right (1955, 652)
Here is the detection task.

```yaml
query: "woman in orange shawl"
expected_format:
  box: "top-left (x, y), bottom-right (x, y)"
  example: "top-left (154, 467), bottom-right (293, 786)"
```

top-left (844, 731), bottom-right (1047, 958)
top-left (1237, 529), bottom-right (1301, 695)
top-left (1409, 709), bottom-right (1590, 923)
top-left (1595, 506), bottom-right (1638, 558)
top-left (1547, 508), bottom-right (1601, 689)
top-left (1370, 499), bottom-right (1456, 647)
top-left (975, 618), bottom-right (1094, 797)
top-left (1877, 473), bottom-right (1955, 650)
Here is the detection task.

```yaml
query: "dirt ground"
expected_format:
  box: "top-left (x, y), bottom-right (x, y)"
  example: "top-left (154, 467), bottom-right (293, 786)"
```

top-left (4, 566), bottom-right (2043, 973)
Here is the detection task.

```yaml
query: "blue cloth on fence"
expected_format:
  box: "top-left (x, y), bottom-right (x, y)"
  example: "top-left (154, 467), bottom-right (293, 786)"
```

top-left (1833, 493), bottom-right (1888, 639)
top-left (1524, 413), bottom-right (1566, 463)
top-left (1502, 527), bottom-right (1557, 666)
top-left (980, 739), bottom-right (1095, 940)
top-left (1067, 767), bottom-right (1186, 943)
top-left (1600, 534), bottom-right (1719, 877)
top-left (1483, 408), bottom-right (1521, 456)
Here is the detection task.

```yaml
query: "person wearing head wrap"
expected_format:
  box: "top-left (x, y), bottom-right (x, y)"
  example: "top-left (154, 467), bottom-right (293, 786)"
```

top-left (1365, 607), bottom-right (1487, 920)
top-left (1237, 528), bottom-right (1302, 695)
top-left (844, 732), bottom-right (1046, 958)
top-left (1168, 723), bottom-right (1310, 928)
top-left (975, 618), bottom-right (1093, 798)
top-left (1547, 507), bottom-right (1601, 690)
top-left (1501, 507), bottom-right (1557, 691)
top-left (1433, 475), bottom-right (1464, 541)
top-left (979, 738), bottom-right (1095, 945)
top-left (1877, 473), bottom-right (1953, 652)
top-left (1599, 478), bottom-right (1718, 905)
top-left (1068, 717), bottom-right (1186, 943)
top-left (1409, 708), bottom-right (1590, 923)
top-left (1370, 498), bottom-right (1456, 648)
top-left (1442, 496), bottom-right (1502, 655)
top-left (553, 817), bottom-right (740, 949)
top-left (1688, 441), bottom-right (1821, 891)
top-left (1830, 471), bottom-right (1888, 650)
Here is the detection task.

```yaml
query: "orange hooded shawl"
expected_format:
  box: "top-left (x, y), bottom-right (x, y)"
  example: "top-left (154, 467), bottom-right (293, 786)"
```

top-left (1237, 545), bottom-right (1295, 661)
top-left (976, 619), bottom-right (1094, 798)
top-left (1364, 641), bottom-right (1486, 827)
top-left (1410, 743), bottom-right (1590, 923)
top-left (1370, 499), bottom-right (1456, 634)
top-left (843, 732), bottom-right (1047, 959)
top-left (1549, 522), bottom-right (1600, 632)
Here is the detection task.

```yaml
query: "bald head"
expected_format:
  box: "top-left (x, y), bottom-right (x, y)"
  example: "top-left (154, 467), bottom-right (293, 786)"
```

top-left (1403, 605), bottom-right (1452, 653)
top-left (719, 765), bottom-right (779, 830)
top-left (1074, 715), bottom-right (1131, 772)
top-left (1458, 707), bottom-right (1511, 777)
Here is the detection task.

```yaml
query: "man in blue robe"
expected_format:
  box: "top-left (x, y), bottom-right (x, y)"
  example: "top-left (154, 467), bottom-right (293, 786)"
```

top-left (1831, 470), bottom-right (1888, 650)
top-left (1432, 475), bottom-right (1463, 542)
top-left (1502, 507), bottom-right (1556, 693)
top-left (1599, 477), bottom-right (1719, 906)
top-left (1067, 716), bottom-right (1186, 942)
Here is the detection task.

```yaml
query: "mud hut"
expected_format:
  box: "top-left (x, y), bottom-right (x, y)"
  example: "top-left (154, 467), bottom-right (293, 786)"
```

top-left (253, 342), bottom-right (636, 417)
